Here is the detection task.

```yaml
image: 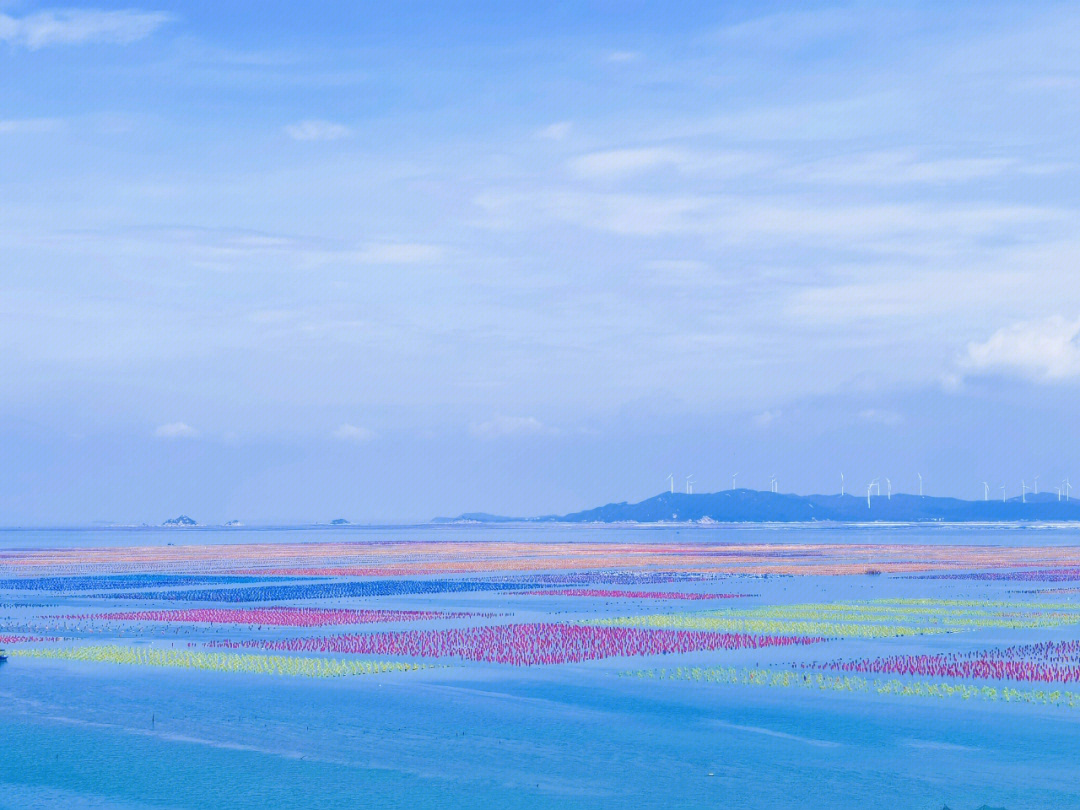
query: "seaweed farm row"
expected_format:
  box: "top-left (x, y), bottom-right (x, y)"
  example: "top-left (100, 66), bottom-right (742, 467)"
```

top-left (4, 538), bottom-right (1080, 717)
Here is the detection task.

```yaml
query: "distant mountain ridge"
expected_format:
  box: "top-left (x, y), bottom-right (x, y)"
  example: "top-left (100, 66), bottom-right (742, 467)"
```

top-left (434, 489), bottom-right (1080, 524)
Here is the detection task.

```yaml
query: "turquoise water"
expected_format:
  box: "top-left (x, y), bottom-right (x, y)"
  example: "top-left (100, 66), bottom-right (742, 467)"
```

top-left (2, 525), bottom-right (1080, 809)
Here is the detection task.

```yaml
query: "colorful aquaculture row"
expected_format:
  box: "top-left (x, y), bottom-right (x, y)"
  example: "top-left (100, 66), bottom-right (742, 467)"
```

top-left (9, 540), bottom-right (1080, 579)
top-left (113, 579), bottom-right (536, 602)
top-left (480, 572), bottom-right (731, 585)
top-left (621, 666), bottom-right (1080, 708)
top-left (815, 640), bottom-right (1080, 684)
top-left (210, 624), bottom-right (823, 666)
top-left (913, 569), bottom-right (1080, 582)
top-left (520, 590), bottom-right (748, 600)
top-left (9, 645), bottom-right (434, 677)
top-left (589, 599), bottom-right (1080, 639)
top-left (68, 607), bottom-right (496, 626)
top-left (0, 634), bottom-right (56, 644)
top-left (0, 575), bottom-right (297, 593)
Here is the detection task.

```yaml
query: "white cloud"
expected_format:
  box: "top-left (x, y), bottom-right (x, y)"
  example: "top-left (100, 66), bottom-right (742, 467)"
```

top-left (469, 415), bottom-right (553, 439)
top-left (858, 408), bottom-right (904, 427)
top-left (333, 423), bottom-right (375, 442)
top-left (536, 121), bottom-right (572, 140)
top-left (960, 316), bottom-right (1080, 382)
top-left (716, 8), bottom-right (859, 49)
top-left (343, 243), bottom-right (444, 264)
top-left (480, 189), bottom-right (1061, 242)
top-left (284, 120), bottom-right (351, 141)
top-left (571, 147), bottom-right (686, 179)
top-left (605, 50), bottom-right (640, 63)
top-left (0, 118), bottom-right (64, 134)
top-left (752, 409), bottom-right (782, 427)
top-left (790, 150), bottom-right (1016, 185)
top-left (0, 9), bottom-right (174, 49)
top-left (154, 422), bottom-right (197, 438)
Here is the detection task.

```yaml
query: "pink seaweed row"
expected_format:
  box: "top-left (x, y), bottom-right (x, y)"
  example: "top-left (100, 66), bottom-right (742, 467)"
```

top-left (209, 623), bottom-right (823, 666)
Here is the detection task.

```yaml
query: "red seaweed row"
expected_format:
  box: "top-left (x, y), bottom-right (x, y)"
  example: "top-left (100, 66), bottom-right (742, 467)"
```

top-left (209, 624), bottom-right (823, 666)
top-left (60, 607), bottom-right (493, 627)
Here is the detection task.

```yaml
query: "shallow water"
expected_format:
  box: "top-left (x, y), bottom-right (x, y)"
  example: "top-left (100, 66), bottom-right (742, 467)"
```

top-left (2, 525), bottom-right (1080, 809)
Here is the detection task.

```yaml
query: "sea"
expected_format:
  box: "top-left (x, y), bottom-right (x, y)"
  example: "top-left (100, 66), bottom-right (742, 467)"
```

top-left (2, 523), bottom-right (1079, 810)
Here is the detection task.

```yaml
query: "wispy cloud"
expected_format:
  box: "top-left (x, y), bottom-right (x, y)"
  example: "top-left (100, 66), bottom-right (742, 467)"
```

top-left (333, 423), bottom-right (375, 442)
top-left (570, 147), bottom-right (686, 179)
top-left (154, 422), bottom-right (197, 438)
top-left (0, 8), bottom-right (174, 49)
top-left (961, 316), bottom-right (1080, 382)
top-left (536, 121), bottom-right (572, 140)
top-left (753, 409), bottom-right (782, 427)
top-left (858, 408), bottom-right (904, 427)
top-left (715, 8), bottom-right (861, 50)
top-left (0, 118), bottom-right (64, 134)
top-left (341, 243), bottom-right (444, 264)
top-left (284, 119), bottom-right (351, 141)
top-left (789, 150), bottom-right (1017, 185)
top-left (469, 415), bottom-right (553, 440)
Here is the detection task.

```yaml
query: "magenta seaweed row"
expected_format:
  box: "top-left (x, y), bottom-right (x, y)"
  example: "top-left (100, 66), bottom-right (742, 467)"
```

top-left (209, 623), bottom-right (823, 666)
top-left (812, 640), bottom-right (1080, 684)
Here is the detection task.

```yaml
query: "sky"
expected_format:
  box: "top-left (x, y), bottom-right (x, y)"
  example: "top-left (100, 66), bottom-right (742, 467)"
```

top-left (2, 1), bottom-right (1080, 524)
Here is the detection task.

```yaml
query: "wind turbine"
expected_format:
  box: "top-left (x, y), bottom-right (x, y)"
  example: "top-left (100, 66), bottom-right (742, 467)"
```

top-left (867, 479), bottom-right (879, 509)
top-left (1056, 486), bottom-right (1062, 502)
top-left (982, 482), bottom-right (989, 501)
top-left (667, 473), bottom-right (674, 494)
top-left (1021, 480), bottom-right (1028, 504)
top-left (685, 475), bottom-right (694, 495)
top-left (917, 473), bottom-right (923, 497)
top-left (1065, 478), bottom-right (1072, 502)
top-left (1000, 484), bottom-right (1006, 503)
top-left (769, 474), bottom-right (777, 493)
top-left (840, 472), bottom-right (844, 497)
top-left (1033, 475), bottom-right (1039, 496)
top-left (732, 472), bottom-right (738, 490)
top-left (886, 478), bottom-right (892, 500)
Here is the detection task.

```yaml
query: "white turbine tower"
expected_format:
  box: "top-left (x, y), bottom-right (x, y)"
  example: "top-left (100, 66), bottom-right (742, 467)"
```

top-left (886, 478), bottom-right (891, 500)
top-left (1057, 486), bottom-right (1062, 502)
top-left (1021, 480), bottom-right (1028, 504)
top-left (667, 473), bottom-right (674, 494)
top-left (867, 479), bottom-right (879, 509)
top-left (917, 473), bottom-right (923, 497)
top-left (840, 472), bottom-right (844, 497)
top-left (685, 475), bottom-right (694, 495)
top-left (1000, 484), bottom-right (1006, 503)
top-left (982, 482), bottom-right (989, 501)
top-left (732, 472), bottom-right (738, 490)
top-left (1065, 478), bottom-right (1072, 501)
top-left (1034, 475), bottom-right (1039, 495)
top-left (769, 474), bottom-right (777, 493)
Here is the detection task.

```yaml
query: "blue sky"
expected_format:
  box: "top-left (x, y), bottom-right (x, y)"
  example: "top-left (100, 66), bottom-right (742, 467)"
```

top-left (3, 1), bottom-right (1080, 524)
